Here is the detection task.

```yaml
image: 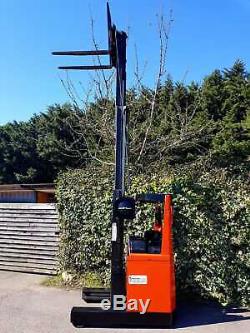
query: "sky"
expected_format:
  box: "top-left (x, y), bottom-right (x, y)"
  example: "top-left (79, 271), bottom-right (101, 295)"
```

top-left (0, 0), bottom-right (249, 124)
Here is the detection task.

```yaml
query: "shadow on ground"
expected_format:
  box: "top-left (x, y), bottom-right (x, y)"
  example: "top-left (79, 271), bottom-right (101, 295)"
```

top-left (175, 300), bottom-right (250, 329)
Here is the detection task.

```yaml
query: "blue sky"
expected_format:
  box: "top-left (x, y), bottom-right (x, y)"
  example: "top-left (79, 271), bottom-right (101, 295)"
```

top-left (0, 0), bottom-right (249, 124)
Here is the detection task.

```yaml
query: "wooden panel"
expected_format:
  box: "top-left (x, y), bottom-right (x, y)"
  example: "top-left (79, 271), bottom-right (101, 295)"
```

top-left (0, 265), bottom-right (56, 275)
top-left (0, 239), bottom-right (58, 246)
top-left (0, 235), bottom-right (59, 241)
top-left (0, 247), bottom-right (57, 256)
top-left (0, 218), bottom-right (57, 222)
top-left (0, 210), bottom-right (58, 215)
top-left (0, 220), bottom-right (58, 227)
top-left (0, 255), bottom-right (56, 264)
top-left (0, 260), bottom-right (56, 269)
top-left (0, 242), bottom-right (57, 250)
top-left (0, 203), bottom-right (56, 209)
top-left (0, 213), bottom-right (58, 218)
top-left (37, 192), bottom-right (50, 203)
top-left (0, 243), bottom-right (58, 250)
top-left (0, 203), bottom-right (59, 274)
top-left (0, 230), bottom-right (58, 237)
top-left (0, 226), bottom-right (59, 232)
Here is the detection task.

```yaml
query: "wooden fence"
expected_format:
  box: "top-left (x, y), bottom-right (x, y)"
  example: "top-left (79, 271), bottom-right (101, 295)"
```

top-left (0, 203), bottom-right (59, 274)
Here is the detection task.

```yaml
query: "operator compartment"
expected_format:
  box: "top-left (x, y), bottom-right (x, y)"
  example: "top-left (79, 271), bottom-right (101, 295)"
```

top-left (126, 193), bottom-right (176, 314)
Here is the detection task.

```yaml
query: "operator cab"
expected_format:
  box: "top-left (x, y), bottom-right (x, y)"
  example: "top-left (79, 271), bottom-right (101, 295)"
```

top-left (126, 193), bottom-right (176, 317)
top-left (128, 193), bottom-right (165, 255)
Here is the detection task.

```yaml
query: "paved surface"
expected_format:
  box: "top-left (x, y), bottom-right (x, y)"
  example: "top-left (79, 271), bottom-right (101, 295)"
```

top-left (0, 271), bottom-right (249, 333)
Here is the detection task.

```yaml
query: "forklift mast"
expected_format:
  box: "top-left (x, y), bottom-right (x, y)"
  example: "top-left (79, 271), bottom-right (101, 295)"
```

top-left (52, 3), bottom-right (128, 303)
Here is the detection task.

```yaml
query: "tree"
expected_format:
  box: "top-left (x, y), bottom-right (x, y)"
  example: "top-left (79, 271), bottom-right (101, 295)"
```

top-left (0, 61), bottom-right (249, 183)
top-left (0, 121), bottom-right (49, 183)
top-left (211, 61), bottom-right (250, 161)
top-left (34, 104), bottom-right (87, 170)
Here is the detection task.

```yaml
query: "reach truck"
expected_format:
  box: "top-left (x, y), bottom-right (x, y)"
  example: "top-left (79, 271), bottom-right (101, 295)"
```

top-left (53, 3), bottom-right (176, 328)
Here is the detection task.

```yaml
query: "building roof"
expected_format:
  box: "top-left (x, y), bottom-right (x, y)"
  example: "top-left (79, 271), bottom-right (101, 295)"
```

top-left (0, 184), bottom-right (55, 193)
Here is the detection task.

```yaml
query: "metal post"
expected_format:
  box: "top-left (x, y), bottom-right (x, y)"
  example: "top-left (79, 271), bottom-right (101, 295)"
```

top-left (111, 30), bottom-right (127, 304)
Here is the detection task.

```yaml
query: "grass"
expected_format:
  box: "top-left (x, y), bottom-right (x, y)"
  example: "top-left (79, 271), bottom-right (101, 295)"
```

top-left (41, 271), bottom-right (105, 289)
top-left (41, 275), bottom-right (66, 288)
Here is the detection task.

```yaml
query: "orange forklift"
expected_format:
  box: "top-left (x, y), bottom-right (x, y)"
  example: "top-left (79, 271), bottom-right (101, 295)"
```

top-left (53, 3), bottom-right (176, 328)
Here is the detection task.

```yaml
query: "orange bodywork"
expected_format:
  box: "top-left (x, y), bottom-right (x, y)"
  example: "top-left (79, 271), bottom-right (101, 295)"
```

top-left (126, 194), bottom-right (176, 313)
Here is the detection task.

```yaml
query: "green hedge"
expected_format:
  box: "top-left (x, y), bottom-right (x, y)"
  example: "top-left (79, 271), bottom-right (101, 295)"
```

top-left (56, 167), bottom-right (249, 306)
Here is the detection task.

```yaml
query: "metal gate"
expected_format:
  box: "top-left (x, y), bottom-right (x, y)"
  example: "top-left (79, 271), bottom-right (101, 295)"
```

top-left (0, 203), bottom-right (59, 274)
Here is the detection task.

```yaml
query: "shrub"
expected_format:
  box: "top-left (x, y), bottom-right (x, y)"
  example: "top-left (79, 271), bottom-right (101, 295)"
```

top-left (56, 165), bottom-right (249, 306)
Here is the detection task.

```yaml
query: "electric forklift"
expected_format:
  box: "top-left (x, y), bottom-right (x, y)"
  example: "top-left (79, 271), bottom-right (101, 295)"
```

top-left (53, 3), bottom-right (176, 328)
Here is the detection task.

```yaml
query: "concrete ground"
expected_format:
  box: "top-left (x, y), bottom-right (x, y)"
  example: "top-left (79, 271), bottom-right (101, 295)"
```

top-left (0, 271), bottom-right (249, 333)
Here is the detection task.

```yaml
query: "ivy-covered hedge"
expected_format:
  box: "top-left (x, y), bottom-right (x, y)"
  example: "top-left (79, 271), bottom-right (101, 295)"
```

top-left (56, 166), bottom-right (249, 306)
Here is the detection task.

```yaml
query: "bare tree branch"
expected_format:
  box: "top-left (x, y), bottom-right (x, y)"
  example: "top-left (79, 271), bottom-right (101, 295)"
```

top-left (136, 9), bottom-right (173, 164)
